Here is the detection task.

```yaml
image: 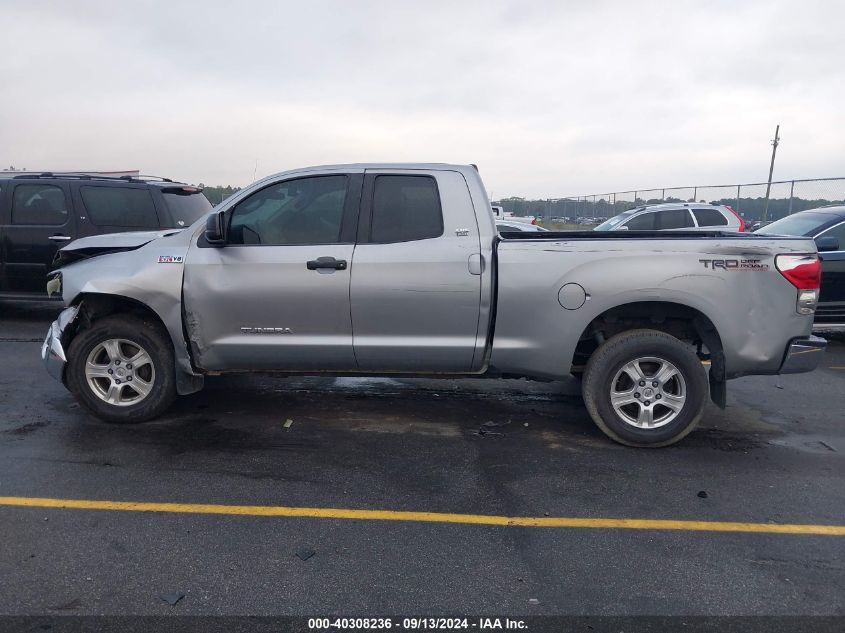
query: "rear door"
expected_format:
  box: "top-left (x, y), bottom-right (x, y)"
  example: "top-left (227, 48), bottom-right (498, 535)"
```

top-left (350, 169), bottom-right (483, 372)
top-left (1, 179), bottom-right (75, 293)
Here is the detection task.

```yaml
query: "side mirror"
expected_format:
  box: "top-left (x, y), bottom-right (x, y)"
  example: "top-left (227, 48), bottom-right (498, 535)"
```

top-left (616, 225), bottom-right (629, 231)
top-left (205, 211), bottom-right (226, 246)
top-left (815, 236), bottom-right (839, 252)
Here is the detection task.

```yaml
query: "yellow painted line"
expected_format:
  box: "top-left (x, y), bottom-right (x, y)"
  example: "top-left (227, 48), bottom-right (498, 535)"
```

top-left (0, 496), bottom-right (843, 536)
top-left (827, 366), bottom-right (845, 370)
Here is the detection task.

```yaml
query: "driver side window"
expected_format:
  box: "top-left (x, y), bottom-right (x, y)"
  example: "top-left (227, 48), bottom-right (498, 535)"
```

top-left (228, 175), bottom-right (348, 245)
top-left (818, 222), bottom-right (845, 250)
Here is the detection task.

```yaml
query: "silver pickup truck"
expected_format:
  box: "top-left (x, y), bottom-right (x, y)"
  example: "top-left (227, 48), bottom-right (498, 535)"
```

top-left (41, 163), bottom-right (826, 447)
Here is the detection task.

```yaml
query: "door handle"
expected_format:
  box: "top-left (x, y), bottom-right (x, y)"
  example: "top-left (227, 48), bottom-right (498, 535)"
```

top-left (48, 235), bottom-right (72, 242)
top-left (307, 257), bottom-right (347, 271)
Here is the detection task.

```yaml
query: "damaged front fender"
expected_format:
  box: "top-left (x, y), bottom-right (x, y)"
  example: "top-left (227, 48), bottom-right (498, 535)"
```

top-left (41, 305), bottom-right (80, 381)
top-left (50, 224), bottom-right (206, 395)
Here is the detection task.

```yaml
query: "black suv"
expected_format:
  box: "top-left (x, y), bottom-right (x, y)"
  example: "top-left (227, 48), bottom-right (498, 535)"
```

top-left (0, 173), bottom-right (212, 298)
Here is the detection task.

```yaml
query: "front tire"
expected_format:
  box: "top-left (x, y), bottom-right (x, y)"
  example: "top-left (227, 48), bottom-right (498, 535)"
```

top-left (582, 329), bottom-right (708, 447)
top-left (66, 314), bottom-right (176, 423)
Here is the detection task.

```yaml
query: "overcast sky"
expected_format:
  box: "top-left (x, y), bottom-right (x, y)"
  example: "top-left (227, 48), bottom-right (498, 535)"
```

top-left (2, 0), bottom-right (843, 198)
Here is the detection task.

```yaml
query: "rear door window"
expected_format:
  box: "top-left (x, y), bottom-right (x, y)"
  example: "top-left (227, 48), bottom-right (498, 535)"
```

top-left (656, 209), bottom-right (694, 229)
top-left (370, 175), bottom-right (443, 242)
top-left (11, 184), bottom-right (69, 225)
top-left (693, 208), bottom-right (728, 227)
top-left (80, 186), bottom-right (159, 228)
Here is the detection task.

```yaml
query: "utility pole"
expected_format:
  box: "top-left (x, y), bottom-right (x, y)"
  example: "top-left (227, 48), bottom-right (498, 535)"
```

top-left (762, 124), bottom-right (780, 222)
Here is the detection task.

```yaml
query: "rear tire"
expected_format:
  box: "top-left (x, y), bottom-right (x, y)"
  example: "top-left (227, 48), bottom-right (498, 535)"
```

top-left (582, 329), bottom-right (707, 447)
top-left (66, 314), bottom-right (176, 423)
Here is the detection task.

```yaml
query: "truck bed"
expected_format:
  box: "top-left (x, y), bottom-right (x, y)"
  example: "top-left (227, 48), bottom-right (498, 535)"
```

top-left (498, 230), bottom-right (767, 240)
top-left (490, 229), bottom-right (817, 381)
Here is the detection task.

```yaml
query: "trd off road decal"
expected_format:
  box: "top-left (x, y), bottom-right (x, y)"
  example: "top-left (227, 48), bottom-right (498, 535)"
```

top-left (157, 255), bottom-right (184, 264)
top-left (699, 259), bottom-right (769, 271)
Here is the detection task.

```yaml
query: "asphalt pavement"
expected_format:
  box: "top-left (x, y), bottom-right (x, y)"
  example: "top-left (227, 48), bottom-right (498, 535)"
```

top-left (0, 300), bottom-right (843, 617)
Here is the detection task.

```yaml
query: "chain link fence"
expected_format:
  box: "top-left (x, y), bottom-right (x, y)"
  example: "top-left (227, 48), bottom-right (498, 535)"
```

top-left (499, 178), bottom-right (845, 224)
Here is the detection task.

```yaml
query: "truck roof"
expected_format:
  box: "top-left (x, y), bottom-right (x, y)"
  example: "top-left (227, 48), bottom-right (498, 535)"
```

top-left (260, 163), bottom-right (478, 180)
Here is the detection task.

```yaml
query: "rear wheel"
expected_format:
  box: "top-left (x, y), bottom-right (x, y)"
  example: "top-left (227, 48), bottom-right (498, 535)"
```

top-left (66, 315), bottom-right (176, 423)
top-left (582, 329), bottom-right (707, 447)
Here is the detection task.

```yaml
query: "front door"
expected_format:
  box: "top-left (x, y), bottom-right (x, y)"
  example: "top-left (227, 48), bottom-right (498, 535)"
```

top-left (183, 172), bottom-right (362, 371)
top-left (1, 180), bottom-right (75, 294)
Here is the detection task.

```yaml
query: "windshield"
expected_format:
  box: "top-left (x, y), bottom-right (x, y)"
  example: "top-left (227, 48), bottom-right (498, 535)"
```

top-left (162, 189), bottom-right (213, 227)
top-left (754, 212), bottom-right (838, 237)
top-left (594, 211), bottom-right (635, 231)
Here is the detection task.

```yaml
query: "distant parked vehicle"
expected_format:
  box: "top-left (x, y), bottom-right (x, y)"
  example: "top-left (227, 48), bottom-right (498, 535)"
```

top-left (748, 220), bottom-right (774, 232)
top-left (496, 219), bottom-right (549, 233)
top-left (755, 206), bottom-right (845, 329)
top-left (491, 204), bottom-right (537, 225)
top-left (594, 203), bottom-right (744, 232)
top-left (0, 172), bottom-right (212, 299)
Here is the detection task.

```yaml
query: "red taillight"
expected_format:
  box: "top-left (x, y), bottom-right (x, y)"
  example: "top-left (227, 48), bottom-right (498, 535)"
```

top-left (725, 206), bottom-right (745, 232)
top-left (776, 254), bottom-right (821, 289)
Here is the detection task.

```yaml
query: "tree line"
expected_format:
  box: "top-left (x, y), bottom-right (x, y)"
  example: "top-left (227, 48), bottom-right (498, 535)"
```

top-left (198, 184), bottom-right (242, 205)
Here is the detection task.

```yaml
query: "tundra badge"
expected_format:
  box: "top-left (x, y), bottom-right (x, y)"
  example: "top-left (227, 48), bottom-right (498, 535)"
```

top-left (241, 327), bottom-right (294, 335)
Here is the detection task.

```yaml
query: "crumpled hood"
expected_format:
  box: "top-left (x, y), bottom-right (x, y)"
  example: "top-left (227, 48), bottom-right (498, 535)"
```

top-left (53, 229), bottom-right (184, 268)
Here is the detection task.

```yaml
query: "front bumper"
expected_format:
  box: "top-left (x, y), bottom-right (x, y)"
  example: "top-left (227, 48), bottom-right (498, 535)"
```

top-left (779, 335), bottom-right (827, 374)
top-left (812, 323), bottom-right (845, 333)
top-left (41, 306), bottom-right (79, 382)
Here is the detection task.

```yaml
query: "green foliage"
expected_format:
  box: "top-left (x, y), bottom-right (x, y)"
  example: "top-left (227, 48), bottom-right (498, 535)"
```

top-left (198, 184), bottom-right (242, 205)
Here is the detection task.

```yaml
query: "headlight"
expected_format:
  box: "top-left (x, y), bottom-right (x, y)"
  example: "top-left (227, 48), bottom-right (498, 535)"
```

top-left (46, 271), bottom-right (62, 298)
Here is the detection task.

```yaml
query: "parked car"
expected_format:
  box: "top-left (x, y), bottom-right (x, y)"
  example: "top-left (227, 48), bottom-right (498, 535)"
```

top-left (0, 172), bottom-right (212, 299)
top-left (42, 163), bottom-right (824, 447)
top-left (594, 203), bottom-right (745, 232)
top-left (747, 220), bottom-right (774, 232)
top-left (496, 219), bottom-right (549, 232)
top-left (491, 204), bottom-right (536, 225)
top-left (755, 206), bottom-right (845, 328)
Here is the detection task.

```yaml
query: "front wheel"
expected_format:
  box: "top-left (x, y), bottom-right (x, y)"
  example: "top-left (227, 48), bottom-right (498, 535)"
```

top-left (582, 329), bottom-right (708, 447)
top-left (65, 314), bottom-right (177, 423)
